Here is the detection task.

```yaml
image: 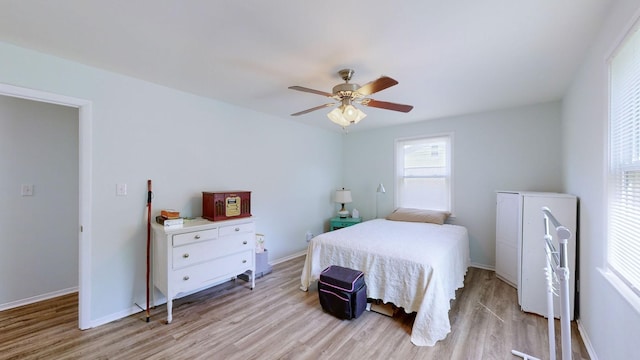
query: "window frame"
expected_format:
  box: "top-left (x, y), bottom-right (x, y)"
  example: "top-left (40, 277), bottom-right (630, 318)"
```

top-left (394, 133), bottom-right (454, 213)
top-left (605, 16), bottom-right (640, 309)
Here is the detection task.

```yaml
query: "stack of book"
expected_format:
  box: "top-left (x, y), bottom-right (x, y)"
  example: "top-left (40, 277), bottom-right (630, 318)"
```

top-left (156, 209), bottom-right (183, 228)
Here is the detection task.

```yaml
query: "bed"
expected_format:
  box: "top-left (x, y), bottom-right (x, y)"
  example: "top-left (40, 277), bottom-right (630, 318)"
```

top-left (300, 217), bottom-right (470, 346)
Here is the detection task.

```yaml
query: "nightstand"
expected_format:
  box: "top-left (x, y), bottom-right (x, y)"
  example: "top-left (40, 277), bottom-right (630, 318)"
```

top-left (330, 217), bottom-right (362, 231)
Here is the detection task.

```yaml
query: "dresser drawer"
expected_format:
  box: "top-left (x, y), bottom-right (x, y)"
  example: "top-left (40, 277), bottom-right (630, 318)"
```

top-left (210, 233), bottom-right (254, 257)
top-left (172, 250), bottom-right (254, 294)
top-left (219, 222), bottom-right (255, 237)
top-left (172, 239), bottom-right (218, 269)
top-left (172, 228), bottom-right (218, 247)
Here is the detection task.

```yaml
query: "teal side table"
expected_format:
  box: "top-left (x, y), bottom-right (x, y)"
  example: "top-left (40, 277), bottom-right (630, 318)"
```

top-left (330, 217), bottom-right (362, 231)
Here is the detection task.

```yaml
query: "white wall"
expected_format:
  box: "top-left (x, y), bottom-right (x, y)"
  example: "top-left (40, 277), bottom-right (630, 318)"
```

top-left (343, 101), bottom-right (564, 267)
top-left (563, 0), bottom-right (640, 358)
top-left (0, 96), bottom-right (79, 307)
top-left (0, 41), bottom-right (342, 324)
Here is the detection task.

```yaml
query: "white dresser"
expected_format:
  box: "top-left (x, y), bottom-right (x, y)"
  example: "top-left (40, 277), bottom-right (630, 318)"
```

top-left (495, 191), bottom-right (577, 320)
top-left (152, 217), bottom-right (256, 323)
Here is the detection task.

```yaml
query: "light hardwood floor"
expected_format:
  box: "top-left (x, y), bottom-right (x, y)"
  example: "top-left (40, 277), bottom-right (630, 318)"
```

top-left (0, 256), bottom-right (589, 360)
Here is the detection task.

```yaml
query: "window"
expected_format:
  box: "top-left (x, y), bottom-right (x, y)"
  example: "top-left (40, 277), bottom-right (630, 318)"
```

top-left (608, 23), bottom-right (640, 298)
top-left (395, 134), bottom-right (452, 212)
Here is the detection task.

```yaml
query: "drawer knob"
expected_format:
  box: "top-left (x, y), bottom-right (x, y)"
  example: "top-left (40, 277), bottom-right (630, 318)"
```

top-left (194, 234), bottom-right (201, 239)
top-left (183, 276), bottom-right (190, 281)
top-left (234, 227), bottom-right (240, 232)
top-left (242, 259), bottom-right (247, 263)
top-left (242, 240), bottom-right (248, 245)
top-left (183, 253), bottom-right (190, 258)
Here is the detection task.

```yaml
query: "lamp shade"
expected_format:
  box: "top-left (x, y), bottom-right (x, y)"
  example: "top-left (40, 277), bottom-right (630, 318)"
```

top-left (327, 108), bottom-right (351, 127)
top-left (327, 105), bottom-right (366, 127)
top-left (343, 105), bottom-right (367, 123)
top-left (334, 189), bottom-right (352, 203)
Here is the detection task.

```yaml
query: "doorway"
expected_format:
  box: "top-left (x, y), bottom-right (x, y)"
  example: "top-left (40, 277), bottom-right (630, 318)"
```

top-left (0, 83), bottom-right (92, 329)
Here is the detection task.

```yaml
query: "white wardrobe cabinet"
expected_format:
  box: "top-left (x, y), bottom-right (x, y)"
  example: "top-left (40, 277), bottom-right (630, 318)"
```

top-left (495, 191), bottom-right (577, 320)
top-left (495, 192), bottom-right (520, 287)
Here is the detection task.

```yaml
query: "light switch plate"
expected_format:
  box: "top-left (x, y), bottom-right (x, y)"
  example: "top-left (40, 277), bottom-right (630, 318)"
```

top-left (21, 184), bottom-right (34, 196)
top-left (116, 183), bottom-right (127, 196)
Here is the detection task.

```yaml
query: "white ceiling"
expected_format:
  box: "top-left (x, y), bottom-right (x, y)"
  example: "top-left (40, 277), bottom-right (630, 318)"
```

top-left (0, 1), bottom-right (613, 132)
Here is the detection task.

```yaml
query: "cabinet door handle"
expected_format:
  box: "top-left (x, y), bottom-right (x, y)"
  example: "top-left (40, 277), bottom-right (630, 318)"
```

top-left (183, 275), bottom-right (190, 281)
top-left (194, 234), bottom-right (201, 239)
top-left (183, 253), bottom-right (190, 258)
top-left (234, 227), bottom-right (240, 232)
top-left (242, 259), bottom-right (247, 264)
top-left (242, 240), bottom-right (248, 245)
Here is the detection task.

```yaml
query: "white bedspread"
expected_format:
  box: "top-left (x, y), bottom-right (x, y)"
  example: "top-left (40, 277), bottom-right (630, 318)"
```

top-left (300, 219), bottom-right (470, 346)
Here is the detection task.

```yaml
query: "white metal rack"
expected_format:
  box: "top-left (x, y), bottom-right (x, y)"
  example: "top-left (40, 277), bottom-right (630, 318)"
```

top-left (512, 206), bottom-right (573, 360)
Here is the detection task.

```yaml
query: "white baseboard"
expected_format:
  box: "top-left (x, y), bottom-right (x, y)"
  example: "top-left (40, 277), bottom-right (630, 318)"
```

top-left (0, 287), bottom-right (78, 312)
top-left (470, 262), bottom-right (494, 271)
top-left (270, 250), bottom-right (306, 265)
top-left (89, 304), bottom-right (145, 329)
top-left (577, 319), bottom-right (598, 360)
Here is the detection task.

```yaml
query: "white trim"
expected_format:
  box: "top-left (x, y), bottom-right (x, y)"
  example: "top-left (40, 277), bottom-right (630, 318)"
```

top-left (605, 15), bottom-right (640, 304)
top-left (393, 132), bottom-right (455, 214)
top-left (90, 305), bottom-right (143, 329)
top-left (577, 319), bottom-right (598, 360)
top-left (0, 287), bottom-right (78, 311)
top-left (0, 83), bottom-right (93, 330)
top-left (599, 267), bottom-right (640, 314)
top-left (604, 5), bottom-right (640, 64)
top-left (470, 262), bottom-right (494, 271)
top-left (604, 45), bottom-right (613, 270)
top-left (77, 102), bottom-right (92, 330)
top-left (271, 250), bottom-right (306, 265)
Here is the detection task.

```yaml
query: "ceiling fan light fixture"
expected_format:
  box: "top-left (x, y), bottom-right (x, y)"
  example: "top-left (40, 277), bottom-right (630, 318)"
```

top-left (327, 107), bottom-right (351, 127)
top-left (290, 68), bottom-right (411, 127)
top-left (327, 104), bottom-right (367, 127)
top-left (343, 104), bottom-right (366, 123)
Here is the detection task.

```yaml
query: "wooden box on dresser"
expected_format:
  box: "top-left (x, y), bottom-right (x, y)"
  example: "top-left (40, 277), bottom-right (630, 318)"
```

top-left (151, 217), bottom-right (256, 323)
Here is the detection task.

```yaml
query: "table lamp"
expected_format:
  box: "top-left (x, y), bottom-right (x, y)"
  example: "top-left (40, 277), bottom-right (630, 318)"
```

top-left (334, 188), bottom-right (352, 218)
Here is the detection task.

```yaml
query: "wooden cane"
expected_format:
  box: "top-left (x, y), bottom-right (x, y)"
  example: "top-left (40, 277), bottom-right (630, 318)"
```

top-left (146, 179), bottom-right (152, 322)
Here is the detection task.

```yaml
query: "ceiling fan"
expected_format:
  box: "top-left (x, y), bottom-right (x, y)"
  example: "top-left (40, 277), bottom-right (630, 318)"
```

top-left (288, 69), bottom-right (413, 128)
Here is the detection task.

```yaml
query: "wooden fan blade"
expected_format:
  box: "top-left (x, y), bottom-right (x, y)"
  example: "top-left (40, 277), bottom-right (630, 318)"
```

top-left (356, 76), bottom-right (398, 96)
top-left (288, 86), bottom-right (334, 97)
top-left (361, 99), bottom-right (413, 113)
top-left (291, 103), bottom-right (336, 116)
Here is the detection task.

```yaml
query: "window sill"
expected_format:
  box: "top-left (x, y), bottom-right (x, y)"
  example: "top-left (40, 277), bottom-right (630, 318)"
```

top-left (598, 267), bottom-right (640, 315)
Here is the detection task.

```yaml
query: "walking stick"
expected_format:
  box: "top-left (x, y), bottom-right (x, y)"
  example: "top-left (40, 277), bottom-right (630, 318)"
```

top-left (146, 179), bottom-right (152, 322)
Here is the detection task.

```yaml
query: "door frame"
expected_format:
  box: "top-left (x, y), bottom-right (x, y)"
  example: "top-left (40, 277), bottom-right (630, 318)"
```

top-left (0, 83), bottom-right (92, 329)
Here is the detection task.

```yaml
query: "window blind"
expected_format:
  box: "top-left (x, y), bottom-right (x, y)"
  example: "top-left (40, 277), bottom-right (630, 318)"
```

top-left (395, 135), bottom-right (451, 211)
top-left (609, 23), bottom-right (640, 297)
